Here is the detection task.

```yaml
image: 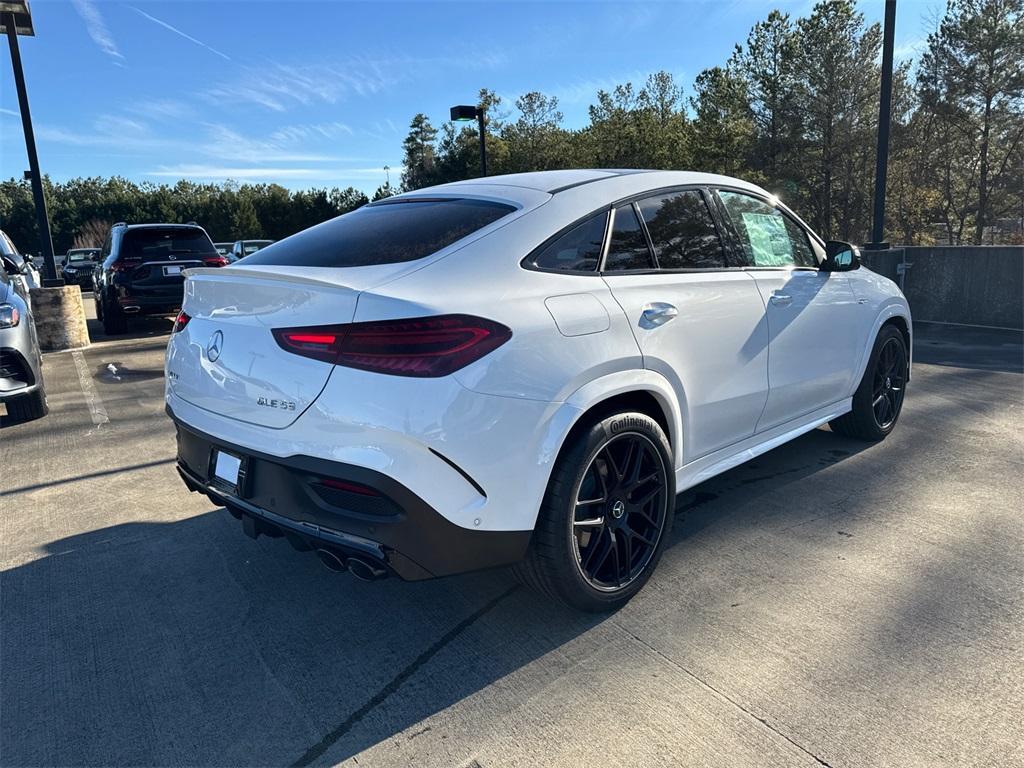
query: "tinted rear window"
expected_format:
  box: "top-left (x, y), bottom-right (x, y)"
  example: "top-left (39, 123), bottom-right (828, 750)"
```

top-left (242, 198), bottom-right (515, 268)
top-left (120, 228), bottom-right (216, 262)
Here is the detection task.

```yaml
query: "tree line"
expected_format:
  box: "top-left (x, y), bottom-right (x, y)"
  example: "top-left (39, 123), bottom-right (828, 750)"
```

top-left (0, 0), bottom-right (1019, 253)
top-left (399, 0), bottom-right (1023, 245)
top-left (0, 176), bottom-right (374, 255)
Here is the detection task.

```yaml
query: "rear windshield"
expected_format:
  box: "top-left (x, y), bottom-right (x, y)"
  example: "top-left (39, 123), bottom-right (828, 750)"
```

top-left (120, 228), bottom-right (216, 262)
top-left (242, 198), bottom-right (515, 268)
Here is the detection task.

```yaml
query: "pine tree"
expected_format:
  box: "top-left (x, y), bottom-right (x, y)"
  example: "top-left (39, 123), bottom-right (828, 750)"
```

top-left (918, 0), bottom-right (1024, 243)
top-left (400, 113), bottom-right (438, 191)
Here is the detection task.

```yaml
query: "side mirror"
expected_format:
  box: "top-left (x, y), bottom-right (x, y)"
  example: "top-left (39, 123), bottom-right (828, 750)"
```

top-left (822, 241), bottom-right (860, 272)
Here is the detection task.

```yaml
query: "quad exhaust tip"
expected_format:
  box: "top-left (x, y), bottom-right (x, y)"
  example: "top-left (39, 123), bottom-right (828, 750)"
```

top-left (315, 549), bottom-right (387, 581)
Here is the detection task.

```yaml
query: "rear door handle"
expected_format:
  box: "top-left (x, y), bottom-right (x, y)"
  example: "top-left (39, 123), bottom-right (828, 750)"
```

top-left (769, 293), bottom-right (793, 307)
top-left (640, 302), bottom-right (678, 327)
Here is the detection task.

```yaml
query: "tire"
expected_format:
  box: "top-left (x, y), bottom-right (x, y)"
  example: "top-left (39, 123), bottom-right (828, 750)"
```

top-left (0, 387), bottom-right (48, 426)
top-left (830, 324), bottom-right (908, 441)
top-left (513, 411), bottom-right (675, 612)
top-left (101, 295), bottom-right (128, 335)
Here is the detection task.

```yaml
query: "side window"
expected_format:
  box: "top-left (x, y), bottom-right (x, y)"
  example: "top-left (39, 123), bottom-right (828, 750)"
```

top-left (529, 212), bottom-right (607, 272)
top-left (717, 191), bottom-right (817, 268)
top-left (603, 204), bottom-right (655, 272)
top-left (100, 233), bottom-right (113, 266)
top-left (637, 190), bottom-right (725, 270)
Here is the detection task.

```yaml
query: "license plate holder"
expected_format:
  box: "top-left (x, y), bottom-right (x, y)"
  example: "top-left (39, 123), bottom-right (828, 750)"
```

top-left (163, 265), bottom-right (182, 276)
top-left (211, 449), bottom-right (245, 494)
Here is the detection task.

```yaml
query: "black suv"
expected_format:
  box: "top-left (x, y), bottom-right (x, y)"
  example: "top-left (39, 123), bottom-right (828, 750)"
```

top-left (93, 223), bottom-right (226, 334)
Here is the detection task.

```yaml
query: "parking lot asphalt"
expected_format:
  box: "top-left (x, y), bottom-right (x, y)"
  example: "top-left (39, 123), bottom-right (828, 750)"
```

top-left (1, 299), bottom-right (1022, 768)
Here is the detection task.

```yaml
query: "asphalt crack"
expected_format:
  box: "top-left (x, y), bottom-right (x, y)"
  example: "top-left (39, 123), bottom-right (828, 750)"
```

top-left (290, 584), bottom-right (520, 767)
top-left (612, 621), bottom-right (836, 768)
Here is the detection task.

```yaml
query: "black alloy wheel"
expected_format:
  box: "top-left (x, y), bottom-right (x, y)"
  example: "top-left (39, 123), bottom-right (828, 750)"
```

top-left (571, 432), bottom-right (668, 591)
top-left (871, 336), bottom-right (906, 430)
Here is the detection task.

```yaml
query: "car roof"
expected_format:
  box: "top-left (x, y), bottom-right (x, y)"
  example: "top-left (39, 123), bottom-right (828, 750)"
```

top-left (122, 223), bottom-right (204, 231)
top-left (397, 169), bottom-right (770, 207)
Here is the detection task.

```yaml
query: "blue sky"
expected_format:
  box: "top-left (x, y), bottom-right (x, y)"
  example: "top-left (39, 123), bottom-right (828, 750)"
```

top-left (1, 0), bottom-right (940, 194)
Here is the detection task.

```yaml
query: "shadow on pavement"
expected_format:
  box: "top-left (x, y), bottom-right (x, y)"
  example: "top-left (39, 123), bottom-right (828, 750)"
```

top-left (912, 321), bottom-right (1023, 374)
top-left (0, 428), bottom-right (872, 767)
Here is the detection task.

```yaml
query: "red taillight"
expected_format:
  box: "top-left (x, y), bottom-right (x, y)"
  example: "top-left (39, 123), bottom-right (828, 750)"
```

top-left (110, 259), bottom-right (142, 273)
top-left (272, 314), bottom-right (512, 377)
top-left (317, 478), bottom-right (380, 496)
top-left (203, 256), bottom-right (229, 267)
top-left (172, 311), bottom-right (191, 333)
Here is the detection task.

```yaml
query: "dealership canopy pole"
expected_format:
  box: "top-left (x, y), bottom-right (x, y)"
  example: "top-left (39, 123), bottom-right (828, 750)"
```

top-left (869, 0), bottom-right (897, 250)
top-left (4, 10), bottom-right (60, 285)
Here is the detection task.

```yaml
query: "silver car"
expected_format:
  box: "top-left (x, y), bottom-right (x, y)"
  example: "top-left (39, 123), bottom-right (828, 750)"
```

top-left (0, 262), bottom-right (47, 426)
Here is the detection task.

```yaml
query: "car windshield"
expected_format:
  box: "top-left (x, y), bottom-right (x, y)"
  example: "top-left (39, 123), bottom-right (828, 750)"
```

top-left (68, 252), bottom-right (96, 263)
top-left (242, 198), bottom-right (515, 268)
top-left (120, 228), bottom-right (216, 262)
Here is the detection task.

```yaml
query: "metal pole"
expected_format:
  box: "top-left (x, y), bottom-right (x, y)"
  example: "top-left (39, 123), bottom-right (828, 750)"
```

top-left (4, 12), bottom-right (60, 286)
top-left (476, 107), bottom-right (487, 177)
top-left (869, 0), bottom-right (897, 249)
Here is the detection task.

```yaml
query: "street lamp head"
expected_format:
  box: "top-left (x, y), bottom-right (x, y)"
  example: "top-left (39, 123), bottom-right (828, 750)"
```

top-left (0, 1), bottom-right (34, 36)
top-left (450, 105), bottom-right (478, 122)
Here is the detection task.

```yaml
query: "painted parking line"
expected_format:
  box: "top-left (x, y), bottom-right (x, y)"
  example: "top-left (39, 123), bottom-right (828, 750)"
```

top-left (71, 349), bottom-right (110, 431)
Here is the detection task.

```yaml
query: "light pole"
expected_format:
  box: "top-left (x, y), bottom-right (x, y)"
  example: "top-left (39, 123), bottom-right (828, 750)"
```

top-left (450, 104), bottom-right (487, 177)
top-left (868, 0), bottom-right (897, 250)
top-left (2, 1), bottom-right (61, 286)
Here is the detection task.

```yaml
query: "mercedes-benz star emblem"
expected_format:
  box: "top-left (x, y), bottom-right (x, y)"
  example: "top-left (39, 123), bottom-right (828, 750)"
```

top-left (207, 330), bottom-right (224, 362)
top-left (611, 500), bottom-right (626, 519)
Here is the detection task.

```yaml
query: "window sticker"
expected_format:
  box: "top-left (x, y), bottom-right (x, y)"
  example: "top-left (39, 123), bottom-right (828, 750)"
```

top-left (741, 212), bottom-right (793, 266)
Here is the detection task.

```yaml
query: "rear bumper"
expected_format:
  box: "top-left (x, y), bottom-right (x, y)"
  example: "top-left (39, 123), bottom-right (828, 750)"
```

top-left (117, 294), bottom-right (181, 315)
top-left (171, 412), bottom-right (532, 580)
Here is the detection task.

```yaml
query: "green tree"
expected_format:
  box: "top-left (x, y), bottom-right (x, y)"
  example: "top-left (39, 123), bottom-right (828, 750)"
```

top-left (229, 196), bottom-right (262, 239)
top-left (793, 0), bottom-right (882, 239)
top-left (688, 65), bottom-right (755, 177)
top-left (736, 11), bottom-right (801, 191)
top-left (400, 113), bottom-right (438, 191)
top-left (918, 0), bottom-right (1024, 243)
top-left (505, 91), bottom-right (567, 172)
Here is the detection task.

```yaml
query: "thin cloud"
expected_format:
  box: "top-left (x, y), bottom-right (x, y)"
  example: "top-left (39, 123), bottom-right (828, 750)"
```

top-left (269, 122), bottom-right (355, 144)
top-left (146, 165), bottom-right (326, 180)
top-left (205, 61), bottom-right (393, 112)
top-left (144, 163), bottom-right (399, 183)
top-left (71, 0), bottom-right (125, 63)
top-left (129, 6), bottom-right (231, 61)
top-left (893, 37), bottom-right (926, 62)
top-left (200, 125), bottom-right (339, 163)
top-left (0, 107), bottom-right (19, 118)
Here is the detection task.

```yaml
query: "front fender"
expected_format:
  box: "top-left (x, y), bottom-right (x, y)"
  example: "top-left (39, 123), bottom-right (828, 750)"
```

top-left (852, 300), bottom-right (913, 392)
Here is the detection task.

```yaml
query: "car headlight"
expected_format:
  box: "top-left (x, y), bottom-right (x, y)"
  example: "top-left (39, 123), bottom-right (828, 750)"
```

top-left (0, 304), bottom-right (20, 329)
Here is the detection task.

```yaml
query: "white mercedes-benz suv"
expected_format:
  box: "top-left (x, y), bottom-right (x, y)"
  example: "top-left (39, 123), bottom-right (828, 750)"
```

top-left (167, 170), bottom-right (911, 611)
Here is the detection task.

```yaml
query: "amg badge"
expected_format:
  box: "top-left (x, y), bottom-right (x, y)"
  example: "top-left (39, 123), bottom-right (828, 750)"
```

top-left (257, 396), bottom-right (296, 411)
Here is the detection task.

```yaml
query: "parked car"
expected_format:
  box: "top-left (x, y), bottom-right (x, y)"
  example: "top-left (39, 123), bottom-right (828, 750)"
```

top-left (214, 242), bottom-right (233, 260)
top-left (94, 222), bottom-right (227, 335)
top-left (230, 239), bottom-right (274, 262)
top-left (166, 170), bottom-right (911, 611)
top-left (1, 259), bottom-right (47, 426)
top-left (59, 248), bottom-right (101, 289)
top-left (0, 230), bottom-right (39, 306)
